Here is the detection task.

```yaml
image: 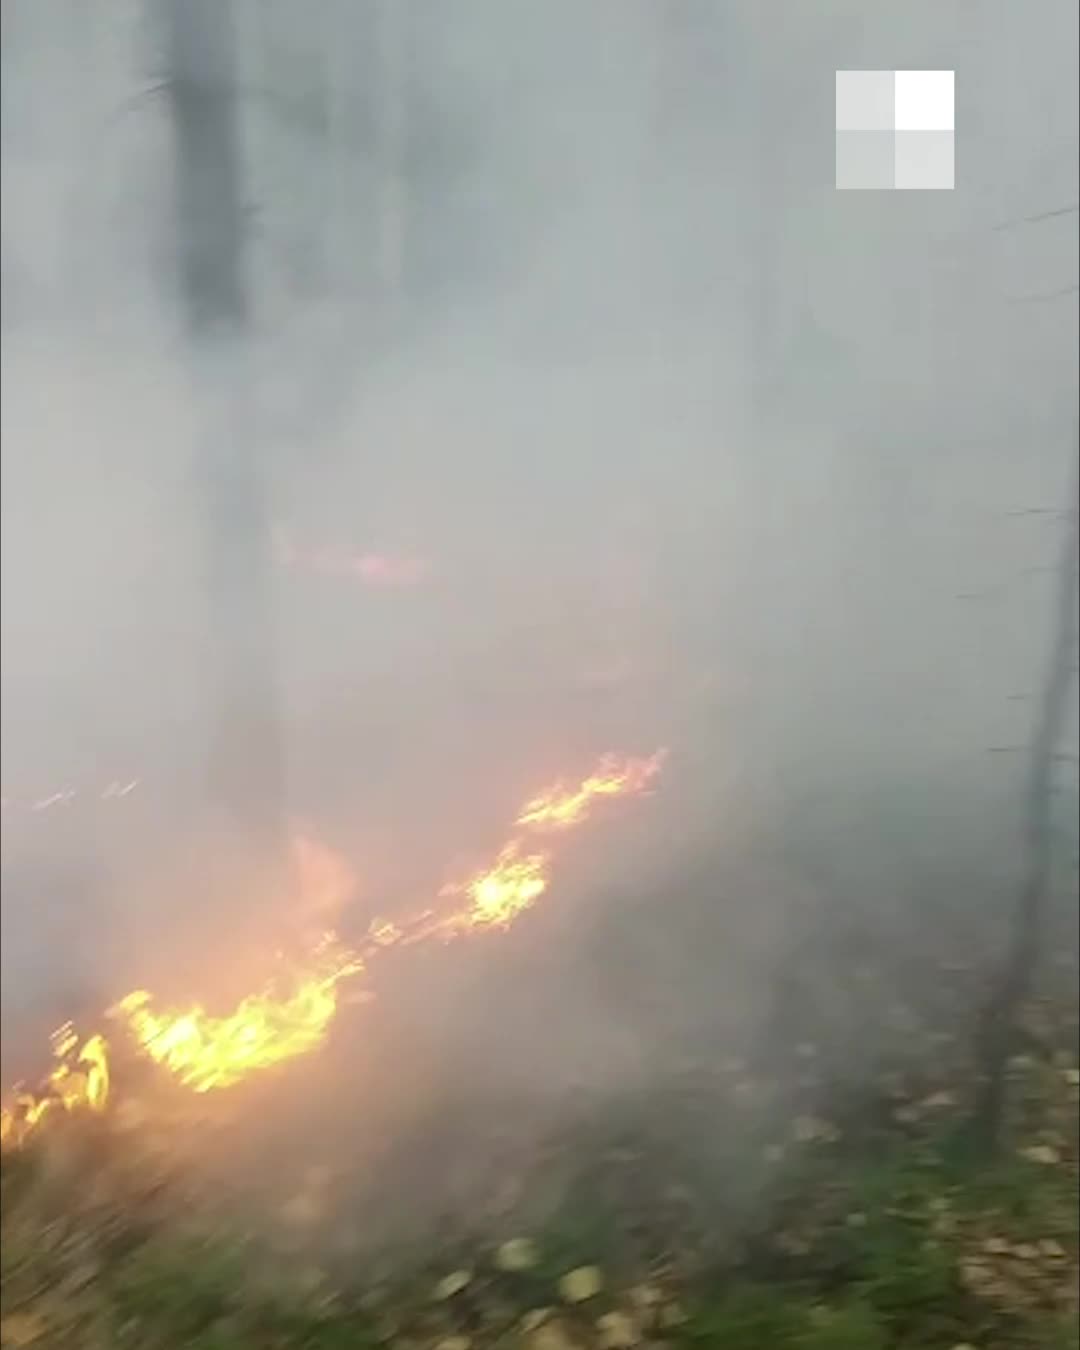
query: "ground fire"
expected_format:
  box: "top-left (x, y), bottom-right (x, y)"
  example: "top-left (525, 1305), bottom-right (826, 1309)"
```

top-left (440, 842), bottom-right (550, 932)
top-left (109, 934), bottom-right (366, 1095)
top-left (515, 751), bottom-right (666, 831)
top-left (0, 751), bottom-right (664, 1150)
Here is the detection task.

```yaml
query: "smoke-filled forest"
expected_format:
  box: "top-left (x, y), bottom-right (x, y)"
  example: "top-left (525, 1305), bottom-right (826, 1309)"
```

top-left (1, 2), bottom-right (1078, 1347)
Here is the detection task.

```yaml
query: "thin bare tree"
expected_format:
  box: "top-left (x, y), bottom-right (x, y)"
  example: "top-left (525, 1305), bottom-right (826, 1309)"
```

top-left (972, 426), bottom-right (1079, 1148)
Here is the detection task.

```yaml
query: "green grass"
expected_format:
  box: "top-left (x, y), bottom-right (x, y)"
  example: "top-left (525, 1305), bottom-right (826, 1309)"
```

top-left (3, 1024), bottom-right (1077, 1349)
top-left (3, 1128), bottom-right (1075, 1349)
top-left (677, 1283), bottom-right (888, 1350)
top-left (672, 1124), bottom-right (1078, 1350)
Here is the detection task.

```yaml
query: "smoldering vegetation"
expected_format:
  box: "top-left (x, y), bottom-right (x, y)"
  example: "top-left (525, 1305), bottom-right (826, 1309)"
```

top-left (1, 0), bottom-right (1078, 1262)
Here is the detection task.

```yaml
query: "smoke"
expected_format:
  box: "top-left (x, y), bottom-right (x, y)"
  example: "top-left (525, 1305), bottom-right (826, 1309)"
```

top-left (2, 0), bottom-right (1078, 1245)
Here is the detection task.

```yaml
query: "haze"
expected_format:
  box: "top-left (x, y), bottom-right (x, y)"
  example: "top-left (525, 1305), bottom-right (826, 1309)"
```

top-left (1, 0), bottom-right (1077, 1238)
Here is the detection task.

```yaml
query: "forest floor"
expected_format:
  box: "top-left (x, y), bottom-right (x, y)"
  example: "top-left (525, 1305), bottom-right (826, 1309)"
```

top-left (2, 969), bottom-right (1077, 1350)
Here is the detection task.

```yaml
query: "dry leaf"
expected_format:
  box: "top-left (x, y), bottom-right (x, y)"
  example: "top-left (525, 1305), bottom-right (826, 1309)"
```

top-left (433, 1270), bottom-right (473, 1300)
top-left (596, 1310), bottom-right (641, 1348)
top-left (0, 1313), bottom-right (47, 1347)
top-left (558, 1266), bottom-right (603, 1303)
top-left (434, 1339), bottom-right (472, 1350)
top-left (373, 1313), bottom-right (399, 1342)
top-left (659, 1301), bottom-right (688, 1329)
top-left (495, 1237), bottom-right (538, 1272)
top-left (526, 1319), bottom-right (588, 1350)
top-left (627, 1283), bottom-right (663, 1312)
top-left (920, 1090), bottom-right (957, 1110)
top-left (520, 1308), bottom-right (554, 1333)
top-left (1018, 1144), bottom-right (1061, 1165)
top-left (960, 1260), bottom-right (992, 1290)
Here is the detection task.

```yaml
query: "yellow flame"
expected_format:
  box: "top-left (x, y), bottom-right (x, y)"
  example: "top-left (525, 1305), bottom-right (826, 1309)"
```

top-left (0, 1025), bottom-right (111, 1150)
top-left (2, 755), bottom-right (665, 1147)
top-left (49, 1032), bottom-right (110, 1113)
top-left (515, 751), bottom-right (665, 831)
top-left (467, 845), bottom-right (548, 927)
top-left (439, 843), bottom-right (549, 933)
top-left (109, 938), bottom-right (364, 1094)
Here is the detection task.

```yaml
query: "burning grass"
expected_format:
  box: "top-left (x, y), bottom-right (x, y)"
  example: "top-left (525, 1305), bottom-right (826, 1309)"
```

top-left (4, 752), bottom-right (1077, 1347)
top-left (514, 753), bottom-right (665, 833)
top-left (1, 752), bottom-right (665, 1152)
top-left (0, 1028), bottom-right (109, 1152)
top-left (110, 936), bottom-right (365, 1096)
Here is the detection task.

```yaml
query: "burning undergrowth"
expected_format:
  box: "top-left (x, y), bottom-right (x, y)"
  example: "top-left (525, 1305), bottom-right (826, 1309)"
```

top-left (0, 751), bottom-right (666, 1155)
top-left (2, 759), bottom-right (1077, 1350)
top-left (6, 740), bottom-right (1075, 1346)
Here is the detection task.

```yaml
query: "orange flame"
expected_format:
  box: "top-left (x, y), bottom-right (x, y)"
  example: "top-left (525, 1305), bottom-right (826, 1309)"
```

top-left (108, 936), bottom-right (364, 1094)
top-left (439, 843), bottom-right (550, 934)
top-left (515, 751), bottom-right (665, 831)
top-left (1, 752), bottom-right (665, 1148)
top-left (429, 750), bottom-right (665, 936)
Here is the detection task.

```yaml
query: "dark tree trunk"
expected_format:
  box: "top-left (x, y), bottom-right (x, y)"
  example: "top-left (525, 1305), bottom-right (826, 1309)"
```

top-left (164, 0), bottom-right (283, 854)
top-left (374, 0), bottom-right (408, 335)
